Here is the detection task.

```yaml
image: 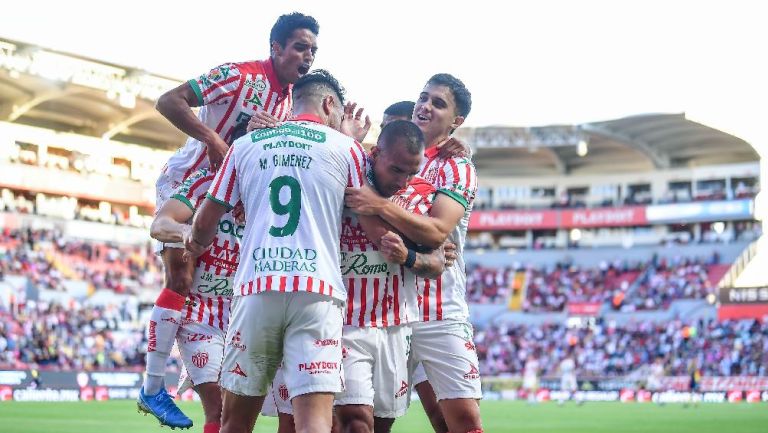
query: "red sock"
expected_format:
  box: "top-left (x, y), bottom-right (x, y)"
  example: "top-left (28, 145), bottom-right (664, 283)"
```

top-left (203, 422), bottom-right (221, 433)
top-left (155, 287), bottom-right (186, 311)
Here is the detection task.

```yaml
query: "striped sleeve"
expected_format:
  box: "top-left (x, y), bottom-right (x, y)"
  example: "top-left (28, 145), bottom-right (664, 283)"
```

top-left (437, 157), bottom-right (478, 210)
top-left (396, 178), bottom-right (436, 216)
top-left (171, 169), bottom-right (215, 212)
top-left (206, 144), bottom-right (239, 210)
top-left (346, 140), bottom-right (368, 188)
top-left (187, 63), bottom-right (242, 107)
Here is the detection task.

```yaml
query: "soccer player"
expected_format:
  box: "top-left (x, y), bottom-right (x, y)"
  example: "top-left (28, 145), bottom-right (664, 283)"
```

top-left (558, 352), bottom-right (578, 405)
top-left (647, 356), bottom-right (665, 400)
top-left (139, 13), bottom-right (320, 427)
top-left (146, 166), bottom-right (240, 433)
top-left (184, 69), bottom-right (368, 433)
top-left (345, 73), bottom-right (482, 433)
top-left (379, 101), bottom-right (415, 129)
top-left (522, 354), bottom-right (540, 404)
top-left (334, 120), bottom-right (450, 433)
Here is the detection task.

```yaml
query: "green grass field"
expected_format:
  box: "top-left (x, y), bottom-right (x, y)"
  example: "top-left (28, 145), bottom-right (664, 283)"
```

top-left (0, 400), bottom-right (766, 433)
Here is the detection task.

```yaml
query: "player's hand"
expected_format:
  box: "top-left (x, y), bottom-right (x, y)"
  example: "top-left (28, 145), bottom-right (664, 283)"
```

top-left (345, 185), bottom-right (387, 215)
top-left (247, 112), bottom-right (281, 131)
top-left (340, 102), bottom-right (371, 142)
top-left (183, 230), bottom-right (209, 262)
top-left (443, 241), bottom-right (457, 267)
top-left (206, 135), bottom-right (230, 172)
top-left (380, 231), bottom-right (408, 264)
top-left (437, 137), bottom-right (472, 159)
top-left (233, 202), bottom-right (246, 225)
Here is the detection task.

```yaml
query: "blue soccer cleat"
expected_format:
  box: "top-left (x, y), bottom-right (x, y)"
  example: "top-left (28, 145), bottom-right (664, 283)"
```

top-left (137, 387), bottom-right (193, 429)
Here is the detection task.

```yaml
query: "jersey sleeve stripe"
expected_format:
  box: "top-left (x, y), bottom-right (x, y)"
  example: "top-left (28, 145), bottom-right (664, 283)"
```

top-left (171, 194), bottom-right (195, 212)
top-left (436, 189), bottom-right (469, 210)
top-left (187, 79), bottom-right (204, 106)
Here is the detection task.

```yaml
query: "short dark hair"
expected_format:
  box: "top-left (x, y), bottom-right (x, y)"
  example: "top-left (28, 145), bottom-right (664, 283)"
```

top-left (427, 73), bottom-right (472, 118)
top-left (270, 12), bottom-right (319, 48)
top-left (293, 69), bottom-right (345, 105)
top-left (384, 101), bottom-right (415, 118)
top-left (378, 120), bottom-right (424, 155)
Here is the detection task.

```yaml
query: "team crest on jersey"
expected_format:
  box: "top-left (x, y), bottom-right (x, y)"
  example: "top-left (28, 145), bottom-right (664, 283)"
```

top-left (191, 351), bottom-right (209, 368)
top-left (245, 78), bottom-right (267, 92)
top-left (278, 384), bottom-right (289, 401)
top-left (207, 66), bottom-right (230, 82)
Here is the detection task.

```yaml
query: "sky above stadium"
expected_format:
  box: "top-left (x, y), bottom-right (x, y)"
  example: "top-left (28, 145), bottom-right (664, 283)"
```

top-left (2, 0), bottom-right (767, 150)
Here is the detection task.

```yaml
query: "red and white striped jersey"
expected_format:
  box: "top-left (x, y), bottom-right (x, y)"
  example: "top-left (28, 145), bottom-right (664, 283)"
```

top-left (181, 294), bottom-right (232, 331)
top-left (207, 114), bottom-right (367, 303)
top-left (161, 59), bottom-right (294, 185)
top-left (342, 176), bottom-right (435, 328)
top-left (172, 168), bottom-right (240, 329)
top-left (416, 146), bottom-right (478, 322)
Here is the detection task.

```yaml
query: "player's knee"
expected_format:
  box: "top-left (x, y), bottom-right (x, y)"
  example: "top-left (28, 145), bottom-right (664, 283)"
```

top-left (341, 418), bottom-right (372, 433)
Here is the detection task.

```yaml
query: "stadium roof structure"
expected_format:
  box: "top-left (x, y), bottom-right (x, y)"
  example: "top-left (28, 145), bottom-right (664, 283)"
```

top-left (456, 113), bottom-right (758, 177)
top-left (0, 38), bottom-right (758, 170)
top-left (0, 37), bottom-right (186, 150)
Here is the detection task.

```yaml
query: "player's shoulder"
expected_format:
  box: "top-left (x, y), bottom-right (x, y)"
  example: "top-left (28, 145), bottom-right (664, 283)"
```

top-left (406, 175), bottom-right (436, 194)
top-left (230, 59), bottom-right (268, 74)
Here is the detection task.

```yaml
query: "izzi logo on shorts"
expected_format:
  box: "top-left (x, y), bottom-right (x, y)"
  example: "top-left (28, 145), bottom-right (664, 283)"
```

top-left (298, 361), bottom-right (338, 375)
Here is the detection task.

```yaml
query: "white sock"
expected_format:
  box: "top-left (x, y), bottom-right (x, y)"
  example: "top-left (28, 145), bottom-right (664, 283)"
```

top-left (144, 305), bottom-right (182, 395)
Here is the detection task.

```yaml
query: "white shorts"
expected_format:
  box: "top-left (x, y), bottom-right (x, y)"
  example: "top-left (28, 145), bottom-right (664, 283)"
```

top-left (262, 363), bottom-right (293, 416)
top-left (220, 291), bottom-right (344, 398)
top-left (561, 375), bottom-right (577, 392)
top-left (409, 319), bottom-right (482, 401)
top-left (154, 174), bottom-right (184, 254)
top-left (334, 325), bottom-right (412, 418)
top-left (175, 298), bottom-right (231, 393)
top-left (412, 362), bottom-right (428, 386)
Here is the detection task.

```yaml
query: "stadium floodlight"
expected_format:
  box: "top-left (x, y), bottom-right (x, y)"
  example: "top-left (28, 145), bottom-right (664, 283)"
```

top-left (712, 221), bottom-right (725, 234)
top-left (577, 139), bottom-right (589, 157)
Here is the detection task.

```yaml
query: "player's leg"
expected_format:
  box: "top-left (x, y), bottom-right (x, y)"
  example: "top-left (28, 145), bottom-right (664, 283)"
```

top-left (292, 393), bottom-right (336, 433)
top-left (415, 380), bottom-right (448, 433)
top-left (370, 325), bottom-right (412, 433)
top-left (178, 318), bottom-right (227, 433)
top-left (196, 383), bottom-right (223, 433)
top-left (335, 326), bottom-right (376, 433)
top-left (277, 413), bottom-right (297, 433)
top-left (412, 321), bottom-right (483, 433)
top-left (143, 247), bottom-right (194, 393)
top-left (284, 292), bottom-right (344, 433)
top-left (220, 391), bottom-right (266, 433)
top-left (219, 294), bottom-right (284, 433)
top-left (137, 247), bottom-right (194, 428)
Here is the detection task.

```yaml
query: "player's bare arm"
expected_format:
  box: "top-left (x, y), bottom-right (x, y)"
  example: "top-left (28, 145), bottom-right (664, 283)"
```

top-left (346, 188), bottom-right (464, 249)
top-left (156, 83), bottom-right (229, 171)
top-left (378, 231), bottom-right (446, 279)
top-left (149, 199), bottom-right (194, 244)
top-left (184, 197), bottom-right (228, 259)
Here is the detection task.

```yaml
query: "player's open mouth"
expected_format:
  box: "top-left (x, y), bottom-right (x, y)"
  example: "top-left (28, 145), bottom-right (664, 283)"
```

top-left (298, 65), bottom-right (310, 75)
top-left (416, 114), bottom-right (430, 123)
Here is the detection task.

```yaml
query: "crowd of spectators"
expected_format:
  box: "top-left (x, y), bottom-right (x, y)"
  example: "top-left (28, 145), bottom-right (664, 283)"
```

top-left (476, 319), bottom-right (767, 378)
